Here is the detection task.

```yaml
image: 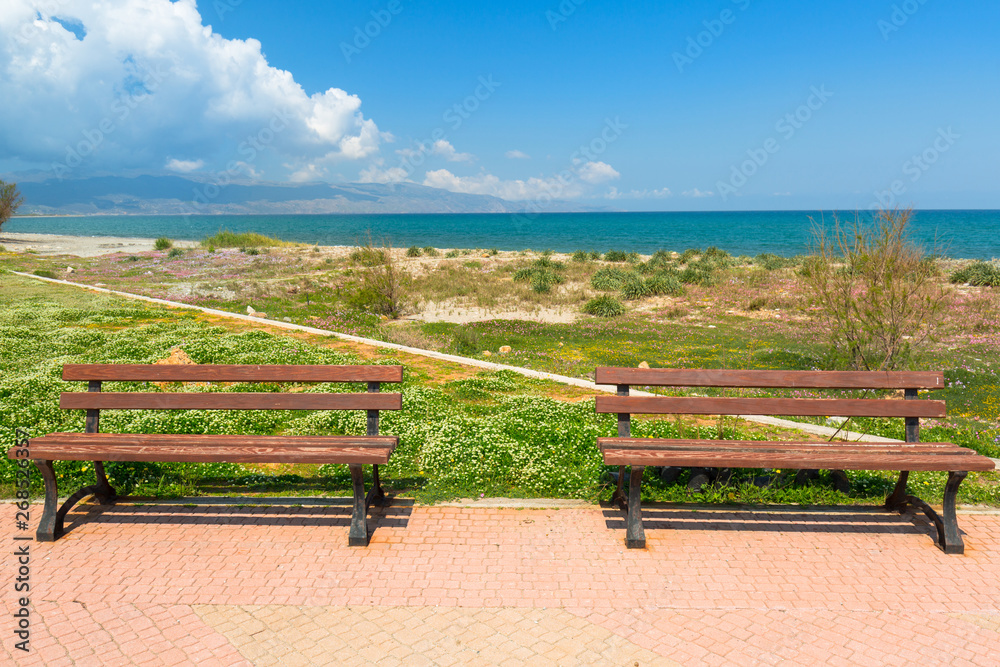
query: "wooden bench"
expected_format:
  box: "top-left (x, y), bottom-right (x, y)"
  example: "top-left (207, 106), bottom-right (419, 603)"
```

top-left (9, 364), bottom-right (403, 546)
top-left (595, 368), bottom-right (995, 554)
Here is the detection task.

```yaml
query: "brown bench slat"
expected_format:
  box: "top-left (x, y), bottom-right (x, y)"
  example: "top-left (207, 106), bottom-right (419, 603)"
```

top-left (597, 438), bottom-right (979, 455)
top-left (602, 449), bottom-right (995, 472)
top-left (17, 433), bottom-right (397, 464)
top-left (596, 396), bottom-right (947, 418)
top-left (595, 368), bottom-right (944, 389)
top-left (61, 392), bottom-right (403, 411)
top-left (62, 364), bottom-right (404, 383)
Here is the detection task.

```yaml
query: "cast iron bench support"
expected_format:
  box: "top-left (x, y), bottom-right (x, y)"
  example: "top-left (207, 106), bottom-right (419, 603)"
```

top-left (595, 368), bottom-right (995, 554)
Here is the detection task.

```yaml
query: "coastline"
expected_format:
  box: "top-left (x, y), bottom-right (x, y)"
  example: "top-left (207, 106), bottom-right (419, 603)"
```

top-left (0, 231), bottom-right (991, 264)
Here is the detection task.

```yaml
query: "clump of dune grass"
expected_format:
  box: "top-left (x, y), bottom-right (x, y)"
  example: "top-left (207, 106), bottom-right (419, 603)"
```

top-left (201, 230), bottom-right (290, 248)
top-left (582, 295), bottom-right (625, 317)
top-left (950, 261), bottom-right (1000, 287)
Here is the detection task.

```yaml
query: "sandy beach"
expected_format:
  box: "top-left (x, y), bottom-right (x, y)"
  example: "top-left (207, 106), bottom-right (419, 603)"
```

top-left (0, 232), bottom-right (200, 257)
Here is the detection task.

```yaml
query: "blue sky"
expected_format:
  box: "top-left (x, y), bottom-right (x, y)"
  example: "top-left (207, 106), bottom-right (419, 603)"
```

top-left (1, 0), bottom-right (997, 210)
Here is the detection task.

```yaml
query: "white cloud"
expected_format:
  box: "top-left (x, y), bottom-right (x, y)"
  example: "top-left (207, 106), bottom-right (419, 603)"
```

top-left (683, 188), bottom-right (715, 198)
top-left (358, 160), bottom-right (409, 184)
top-left (505, 149), bottom-right (530, 160)
top-left (288, 163), bottom-right (328, 183)
top-left (431, 139), bottom-right (474, 162)
top-left (0, 0), bottom-right (385, 180)
top-left (423, 169), bottom-right (586, 201)
top-left (577, 161), bottom-right (620, 184)
top-left (165, 158), bottom-right (204, 173)
top-left (605, 186), bottom-right (672, 200)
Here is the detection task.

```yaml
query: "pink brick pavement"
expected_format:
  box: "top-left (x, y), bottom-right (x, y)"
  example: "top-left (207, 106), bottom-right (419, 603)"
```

top-left (3, 500), bottom-right (999, 665)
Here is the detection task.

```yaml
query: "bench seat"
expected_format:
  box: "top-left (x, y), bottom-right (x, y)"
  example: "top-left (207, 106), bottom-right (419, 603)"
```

top-left (26, 433), bottom-right (398, 465)
top-left (598, 438), bottom-right (995, 471)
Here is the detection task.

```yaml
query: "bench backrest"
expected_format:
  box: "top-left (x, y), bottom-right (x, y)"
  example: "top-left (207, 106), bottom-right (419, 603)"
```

top-left (595, 368), bottom-right (946, 443)
top-left (61, 364), bottom-right (403, 435)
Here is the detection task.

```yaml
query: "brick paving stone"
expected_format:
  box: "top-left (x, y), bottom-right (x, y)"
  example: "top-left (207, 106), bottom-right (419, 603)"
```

top-left (4, 502), bottom-right (1000, 664)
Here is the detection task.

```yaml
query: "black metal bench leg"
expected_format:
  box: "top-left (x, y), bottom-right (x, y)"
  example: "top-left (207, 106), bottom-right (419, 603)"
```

top-left (939, 471), bottom-right (967, 554)
top-left (370, 464), bottom-right (385, 506)
top-left (625, 466), bottom-right (645, 549)
top-left (348, 464), bottom-right (369, 547)
top-left (889, 471), bottom-right (968, 554)
top-left (34, 460), bottom-right (61, 542)
top-left (93, 462), bottom-right (119, 505)
top-left (611, 465), bottom-right (627, 510)
top-left (885, 470), bottom-right (910, 512)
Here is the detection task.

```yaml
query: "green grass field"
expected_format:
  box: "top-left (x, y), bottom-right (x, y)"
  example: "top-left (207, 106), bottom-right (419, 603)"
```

top-left (2, 270), bottom-right (997, 507)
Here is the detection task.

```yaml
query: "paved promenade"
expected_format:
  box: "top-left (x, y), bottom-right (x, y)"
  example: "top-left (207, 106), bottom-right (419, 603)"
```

top-left (3, 500), bottom-right (999, 665)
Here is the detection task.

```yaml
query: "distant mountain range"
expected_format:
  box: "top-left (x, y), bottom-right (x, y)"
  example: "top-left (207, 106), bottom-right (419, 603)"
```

top-left (10, 175), bottom-right (599, 215)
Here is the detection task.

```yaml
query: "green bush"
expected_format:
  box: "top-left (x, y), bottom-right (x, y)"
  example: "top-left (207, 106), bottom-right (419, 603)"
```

top-left (406, 246), bottom-right (422, 257)
top-left (805, 208), bottom-right (947, 370)
top-left (950, 262), bottom-right (1000, 287)
top-left (350, 246), bottom-right (387, 266)
top-left (645, 272), bottom-right (684, 296)
top-left (423, 246), bottom-right (440, 257)
top-left (167, 248), bottom-right (184, 258)
top-left (679, 248), bottom-right (702, 263)
top-left (754, 253), bottom-right (799, 270)
top-left (571, 250), bottom-right (589, 262)
top-left (154, 237), bottom-right (173, 251)
top-left (582, 295), bottom-right (626, 317)
top-left (202, 230), bottom-right (286, 248)
top-left (32, 269), bottom-right (55, 278)
top-left (530, 272), bottom-right (558, 293)
top-left (603, 250), bottom-right (630, 262)
top-left (445, 250), bottom-right (460, 258)
top-left (679, 262), bottom-right (717, 286)
top-left (514, 266), bottom-right (563, 293)
top-left (619, 273), bottom-right (651, 300)
top-left (533, 256), bottom-right (565, 270)
top-left (512, 267), bottom-right (534, 283)
top-left (590, 266), bottom-right (629, 291)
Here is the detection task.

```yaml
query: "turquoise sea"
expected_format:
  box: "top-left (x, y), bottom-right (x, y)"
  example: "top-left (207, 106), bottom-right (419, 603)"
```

top-left (7, 210), bottom-right (999, 260)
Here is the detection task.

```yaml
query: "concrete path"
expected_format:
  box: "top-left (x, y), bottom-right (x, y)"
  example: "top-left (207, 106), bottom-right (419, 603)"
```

top-left (4, 500), bottom-right (999, 665)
